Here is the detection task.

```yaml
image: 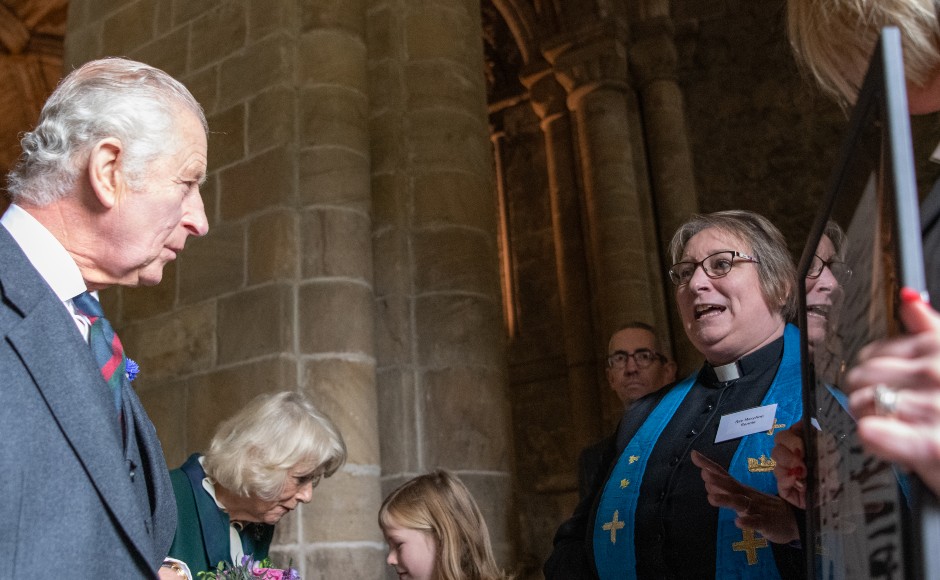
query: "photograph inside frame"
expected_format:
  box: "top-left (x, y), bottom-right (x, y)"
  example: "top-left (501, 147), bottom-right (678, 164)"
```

top-left (797, 27), bottom-right (929, 580)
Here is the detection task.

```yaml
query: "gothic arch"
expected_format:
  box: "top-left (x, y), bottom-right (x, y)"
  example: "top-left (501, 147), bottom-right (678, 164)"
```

top-left (487, 0), bottom-right (541, 66)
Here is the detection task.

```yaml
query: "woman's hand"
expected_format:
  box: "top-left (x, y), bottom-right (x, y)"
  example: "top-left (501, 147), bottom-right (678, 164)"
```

top-left (690, 450), bottom-right (799, 544)
top-left (845, 288), bottom-right (940, 496)
top-left (159, 559), bottom-right (192, 580)
top-left (771, 421), bottom-right (807, 510)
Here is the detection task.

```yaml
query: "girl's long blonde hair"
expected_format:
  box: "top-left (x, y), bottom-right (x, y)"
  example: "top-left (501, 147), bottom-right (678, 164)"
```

top-left (379, 470), bottom-right (512, 580)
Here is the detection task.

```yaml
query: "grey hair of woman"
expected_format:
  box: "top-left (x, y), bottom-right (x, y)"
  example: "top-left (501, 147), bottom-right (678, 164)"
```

top-left (202, 391), bottom-right (347, 502)
top-left (6, 57), bottom-right (207, 206)
top-left (669, 210), bottom-right (797, 322)
top-left (823, 219), bottom-right (847, 260)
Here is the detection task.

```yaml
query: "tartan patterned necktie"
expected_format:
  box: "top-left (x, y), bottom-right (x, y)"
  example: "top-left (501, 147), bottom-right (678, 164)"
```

top-left (72, 291), bottom-right (125, 417)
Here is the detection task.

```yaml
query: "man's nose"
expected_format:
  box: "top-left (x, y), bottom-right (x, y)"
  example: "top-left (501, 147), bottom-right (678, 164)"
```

top-left (623, 356), bottom-right (640, 373)
top-left (182, 189), bottom-right (209, 237)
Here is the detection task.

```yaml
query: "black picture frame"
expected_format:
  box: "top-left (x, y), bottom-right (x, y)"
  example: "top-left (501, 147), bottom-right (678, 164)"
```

top-left (797, 26), bottom-right (939, 580)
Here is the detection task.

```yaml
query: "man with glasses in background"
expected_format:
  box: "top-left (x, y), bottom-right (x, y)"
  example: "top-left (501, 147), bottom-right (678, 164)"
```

top-left (576, 322), bottom-right (677, 499)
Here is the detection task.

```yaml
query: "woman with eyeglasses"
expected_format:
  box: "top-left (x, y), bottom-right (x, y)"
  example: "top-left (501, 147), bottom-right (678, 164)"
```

top-left (162, 391), bottom-right (346, 578)
top-left (545, 210), bottom-right (804, 579)
top-left (694, 223), bottom-right (855, 553)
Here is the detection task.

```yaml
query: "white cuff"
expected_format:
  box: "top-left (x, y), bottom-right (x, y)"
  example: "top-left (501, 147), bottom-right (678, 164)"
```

top-left (161, 558), bottom-right (193, 580)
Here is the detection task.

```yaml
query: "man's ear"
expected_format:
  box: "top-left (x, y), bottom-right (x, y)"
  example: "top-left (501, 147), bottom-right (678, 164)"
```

top-left (663, 361), bottom-right (678, 385)
top-left (87, 138), bottom-right (125, 209)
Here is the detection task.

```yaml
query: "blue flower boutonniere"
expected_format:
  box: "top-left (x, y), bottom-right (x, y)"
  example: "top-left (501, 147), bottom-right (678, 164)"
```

top-left (126, 358), bottom-right (140, 382)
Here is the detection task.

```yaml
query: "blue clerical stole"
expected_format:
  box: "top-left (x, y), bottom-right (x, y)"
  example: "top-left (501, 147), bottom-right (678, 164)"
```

top-left (593, 324), bottom-right (803, 579)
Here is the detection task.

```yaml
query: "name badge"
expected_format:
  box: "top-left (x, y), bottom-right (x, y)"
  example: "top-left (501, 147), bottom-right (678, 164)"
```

top-left (715, 403), bottom-right (778, 443)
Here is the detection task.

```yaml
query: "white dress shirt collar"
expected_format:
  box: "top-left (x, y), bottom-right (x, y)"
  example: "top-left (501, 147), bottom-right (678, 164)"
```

top-left (1, 203), bottom-right (86, 301)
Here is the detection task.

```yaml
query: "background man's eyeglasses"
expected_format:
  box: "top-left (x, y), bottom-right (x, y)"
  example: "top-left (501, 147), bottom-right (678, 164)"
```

top-left (668, 251), bottom-right (760, 286)
top-left (607, 349), bottom-right (665, 369)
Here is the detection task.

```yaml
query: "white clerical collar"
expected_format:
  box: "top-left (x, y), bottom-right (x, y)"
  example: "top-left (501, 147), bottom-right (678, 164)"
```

top-left (1, 204), bottom-right (86, 301)
top-left (713, 360), bottom-right (742, 383)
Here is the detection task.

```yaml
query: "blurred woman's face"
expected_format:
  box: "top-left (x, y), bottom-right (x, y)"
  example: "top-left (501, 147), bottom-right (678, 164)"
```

top-left (675, 227), bottom-right (786, 365)
top-left (806, 235), bottom-right (840, 352)
top-left (245, 462), bottom-right (320, 525)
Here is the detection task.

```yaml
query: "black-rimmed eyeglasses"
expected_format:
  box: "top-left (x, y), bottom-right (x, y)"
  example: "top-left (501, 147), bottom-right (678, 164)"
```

top-left (668, 251), bottom-right (760, 286)
top-left (607, 349), bottom-right (665, 369)
top-left (806, 254), bottom-right (852, 283)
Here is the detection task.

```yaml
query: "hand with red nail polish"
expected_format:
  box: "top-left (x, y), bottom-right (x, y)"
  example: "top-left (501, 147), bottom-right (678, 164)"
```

top-left (843, 287), bottom-right (940, 496)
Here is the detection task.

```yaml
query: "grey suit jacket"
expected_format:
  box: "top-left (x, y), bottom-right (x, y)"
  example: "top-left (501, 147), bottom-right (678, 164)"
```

top-left (0, 226), bottom-right (176, 577)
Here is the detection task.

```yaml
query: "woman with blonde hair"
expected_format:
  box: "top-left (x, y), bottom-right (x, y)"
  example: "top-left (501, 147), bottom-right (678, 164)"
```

top-left (164, 391), bottom-right (346, 577)
top-left (379, 470), bottom-right (512, 580)
top-left (787, 0), bottom-right (940, 110)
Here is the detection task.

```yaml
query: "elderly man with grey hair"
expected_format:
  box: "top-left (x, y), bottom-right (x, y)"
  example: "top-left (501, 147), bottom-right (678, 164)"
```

top-left (0, 57), bottom-right (208, 577)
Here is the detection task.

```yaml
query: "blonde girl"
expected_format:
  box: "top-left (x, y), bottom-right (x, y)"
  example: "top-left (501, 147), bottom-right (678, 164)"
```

top-left (378, 470), bottom-right (512, 580)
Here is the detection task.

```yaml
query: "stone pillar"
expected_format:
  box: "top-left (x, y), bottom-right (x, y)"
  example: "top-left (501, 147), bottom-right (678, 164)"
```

top-left (630, 13), bottom-right (701, 371)
top-left (544, 24), bottom-right (666, 346)
top-left (522, 63), bottom-right (601, 452)
top-left (293, 0), bottom-right (385, 577)
top-left (64, 1), bottom-right (384, 577)
top-left (368, 0), bottom-right (515, 567)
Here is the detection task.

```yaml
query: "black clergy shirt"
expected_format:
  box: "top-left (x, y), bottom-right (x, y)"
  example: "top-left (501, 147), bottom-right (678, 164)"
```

top-left (544, 334), bottom-right (804, 580)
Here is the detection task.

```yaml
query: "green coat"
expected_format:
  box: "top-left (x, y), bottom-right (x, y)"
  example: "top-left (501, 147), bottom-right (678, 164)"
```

top-left (168, 454), bottom-right (274, 575)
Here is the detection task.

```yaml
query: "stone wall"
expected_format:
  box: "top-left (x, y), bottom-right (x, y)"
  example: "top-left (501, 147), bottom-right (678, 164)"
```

top-left (673, 0), bottom-right (844, 256)
top-left (673, 0), bottom-right (940, 253)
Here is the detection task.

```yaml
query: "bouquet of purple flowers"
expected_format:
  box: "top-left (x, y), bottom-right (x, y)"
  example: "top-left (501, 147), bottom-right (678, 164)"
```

top-left (197, 556), bottom-right (300, 580)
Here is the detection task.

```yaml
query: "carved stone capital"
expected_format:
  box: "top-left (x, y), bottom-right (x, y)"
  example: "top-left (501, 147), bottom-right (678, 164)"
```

top-left (541, 22), bottom-right (630, 101)
top-left (520, 60), bottom-right (568, 121)
top-left (629, 16), bottom-right (678, 88)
